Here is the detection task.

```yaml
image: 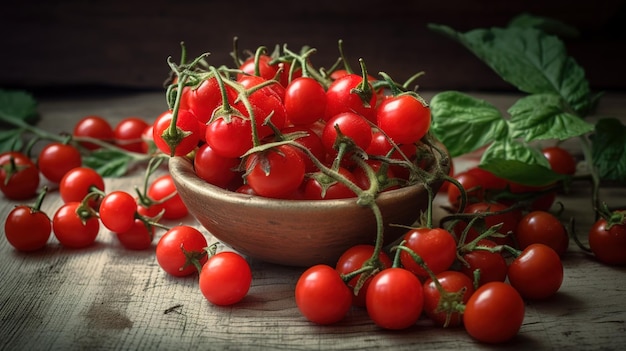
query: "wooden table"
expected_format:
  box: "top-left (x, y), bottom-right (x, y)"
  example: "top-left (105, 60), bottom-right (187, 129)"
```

top-left (1, 91), bottom-right (625, 350)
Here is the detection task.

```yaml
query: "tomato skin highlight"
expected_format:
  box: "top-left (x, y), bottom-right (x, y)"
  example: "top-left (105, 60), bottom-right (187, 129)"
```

top-left (199, 251), bottom-right (252, 306)
top-left (295, 264), bottom-right (352, 325)
top-left (507, 243), bottom-right (564, 300)
top-left (366, 267), bottom-right (424, 330)
top-left (463, 282), bottom-right (525, 344)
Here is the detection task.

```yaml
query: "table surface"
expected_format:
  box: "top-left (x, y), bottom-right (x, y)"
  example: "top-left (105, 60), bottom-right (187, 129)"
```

top-left (1, 90), bottom-right (625, 350)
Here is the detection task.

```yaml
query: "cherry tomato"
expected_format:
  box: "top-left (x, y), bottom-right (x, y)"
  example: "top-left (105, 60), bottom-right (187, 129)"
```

top-left (114, 218), bottom-right (154, 250)
top-left (335, 244), bottom-right (393, 307)
top-left (516, 211), bottom-right (569, 256)
top-left (463, 282), bottom-right (525, 343)
top-left (459, 239), bottom-right (508, 287)
top-left (284, 77), bottom-right (327, 125)
top-left (73, 115), bottom-right (114, 150)
top-left (238, 54), bottom-right (278, 82)
top-left (295, 264), bottom-right (352, 325)
top-left (542, 146), bottom-right (577, 175)
top-left (376, 94), bottom-right (431, 145)
top-left (0, 151), bottom-right (40, 200)
top-left (37, 142), bottom-right (82, 183)
top-left (422, 270), bottom-right (475, 327)
top-left (52, 202), bottom-right (99, 248)
top-left (4, 205), bottom-right (51, 251)
top-left (366, 267), bottom-right (424, 330)
top-left (199, 251), bottom-right (252, 306)
top-left (245, 145), bottom-right (305, 199)
top-left (147, 174), bottom-right (188, 220)
top-left (303, 167), bottom-right (358, 200)
top-left (352, 160), bottom-right (398, 192)
top-left (400, 227), bottom-right (457, 279)
top-left (152, 109), bottom-right (200, 156)
top-left (588, 212), bottom-right (626, 265)
top-left (187, 76), bottom-right (237, 124)
top-left (99, 191), bottom-right (137, 233)
top-left (59, 167), bottom-right (105, 204)
top-left (205, 115), bottom-right (254, 158)
top-left (447, 171), bottom-right (484, 209)
top-left (507, 182), bottom-right (556, 212)
top-left (156, 226), bottom-right (208, 277)
top-left (114, 117), bottom-right (150, 153)
top-left (193, 143), bottom-right (240, 188)
top-left (325, 73), bottom-right (377, 123)
top-left (465, 166), bottom-right (508, 191)
top-left (455, 201), bottom-right (519, 246)
top-left (321, 112), bottom-right (373, 156)
top-left (280, 126), bottom-right (326, 173)
top-left (508, 243), bottom-right (564, 299)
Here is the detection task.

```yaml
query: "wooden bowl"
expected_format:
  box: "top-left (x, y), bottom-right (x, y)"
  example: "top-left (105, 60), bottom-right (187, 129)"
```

top-left (168, 151), bottom-right (448, 267)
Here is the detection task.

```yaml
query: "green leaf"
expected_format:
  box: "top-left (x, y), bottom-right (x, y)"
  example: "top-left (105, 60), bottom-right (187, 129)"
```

top-left (430, 91), bottom-right (508, 157)
top-left (82, 149), bottom-right (133, 177)
top-left (479, 139), bottom-right (563, 186)
top-left (428, 24), bottom-right (592, 115)
top-left (590, 118), bottom-right (626, 182)
top-left (0, 89), bottom-right (38, 125)
top-left (0, 128), bottom-right (24, 152)
top-left (507, 12), bottom-right (580, 38)
top-left (508, 93), bottom-right (594, 141)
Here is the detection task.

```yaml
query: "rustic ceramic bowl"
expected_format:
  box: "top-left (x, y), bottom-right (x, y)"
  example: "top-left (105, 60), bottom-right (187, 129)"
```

top-left (169, 149), bottom-right (448, 267)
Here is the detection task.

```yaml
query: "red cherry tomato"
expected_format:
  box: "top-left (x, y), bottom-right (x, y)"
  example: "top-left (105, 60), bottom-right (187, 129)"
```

top-left (284, 77), bottom-right (327, 125)
top-left (447, 171), bottom-right (484, 209)
top-left (422, 270), bottom-right (474, 327)
top-left (52, 202), bottom-right (99, 248)
top-left (295, 264), bottom-right (353, 325)
top-left (455, 201), bottom-right (519, 246)
top-left (37, 142), bottom-right (82, 183)
top-left (325, 73), bottom-right (377, 123)
top-left (335, 244), bottom-right (393, 307)
top-left (99, 191), bottom-right (137, 233)
top-left (156, 226), bottom-right (208, 277)
top-left (152, 109), bottom-right (200, 156)
top-left (508, 243), bottom-right (564, 299)
top-left (114, 117), bottom-right (150, 153)
top-left (59, 167), bottom-right (105, 204)
top-left (516, 210), bottom-right (569, 256)
top-left (588, 212), bottom-right (626, 265)
top-left (73, 115), bottom-right (114, 150)
top-left (147, 174), bottom-right (188, 220)
top-left (193, 143), bottom-right (240, 188)
top-left (321, 112), bottom-right (373, 156)
top-left (366, 267), bottom-right (424, 330)
top-left (463, 282), bottom-right (525, 343)
top-left (400, 227), bottom-right (457, 279)
top-left (245, 145), bottom-right (305, 199)
top-left (542, 146), bottom-right (577, 175)
top-left (199, 251), bottom-right (252, 306)
top-left (303, 167), bottom-right (358, 200)
top-left (115, 218), bottom-right (154, 250)
top-left (4, 205), bottom-right (51, 251)
top-left (0, 151), bottom-right (40, 200)
top-left (460, 239), bottom-right (508, 287)
top-left (376, 94), bottom-right (431, 145)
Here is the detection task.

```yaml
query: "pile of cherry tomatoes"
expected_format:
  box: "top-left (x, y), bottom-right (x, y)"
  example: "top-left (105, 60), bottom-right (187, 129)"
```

top-left (2, 41), bottom-right (625, 345)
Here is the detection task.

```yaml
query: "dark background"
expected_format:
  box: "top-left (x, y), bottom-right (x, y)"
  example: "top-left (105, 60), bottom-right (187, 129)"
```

top-left (2, 0), bottom-right (625, 95)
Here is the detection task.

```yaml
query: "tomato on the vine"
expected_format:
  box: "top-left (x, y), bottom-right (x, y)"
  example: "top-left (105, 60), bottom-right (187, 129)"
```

top-left (284, 77), bottom-right (327, 126)
top-left (422, 270), bottom-right (474, 327)
top-left (516, 210), bottom-right (569, 256)
top-left (335, 244), bottom-right (393, 307)
top-left (0, 151), bottom-right (40, 200)
top-left (542, 146), bottom-right (577, 175)
top-left (376, 94), bottom-right (431, 145)
top-left (295, 264), bottom-right (352, 325)
top-left (152, 109), bottom-right (200, 157)
top-left (238, 54), bottom-right (278, 82)
top-left (4, 205), bottom-right (51, 251)
top-left (366, 267), bottom-right (423, 330)
top-left (156, 226), bottom-right (208, 277)
top-left (463, 281), bottom-right (525, 343)
top-left (114, 117), bottom-right (150, 153)
top-left (193, 143), bottom-right (240, 188)
top-left (99, 191), bottom-right (138, 233)
top-left (205, 115), bottom-right (254, 158)
top-left (115, 219), bottom-right (154, 250)
top-left (73, 115), bottom-right (114, 150)
top-left (399, 227), bottom-right (457, 279)
top-left (37, 142), bottom-right (82, 183)
top-left (303, 167), bottom-right (358, 200)
top-left (325, 73), bottom-right (377, 123)
top-left (588, 212), bottom-right (626, 266)
top-left (321, 112), bottom-right (373, 156)
top-left (59, 167), bottom-right (105, 204)
top-left (244, 145), bottom-right (305, 199)
top-left (507, 243), bottom-right (564, 300)
top-left (280, 126), bottom-right (326, 173)
top-left (199, 251), bottom-right (252, 306)
top-left (459, 239), bottom-right (508, 287)
top-left (147, 174), bottom-right (188, 220)
top-left (52, 202), bottom-right (99, 248)
top-left (447, 171), bottom-right (484, 209)
top-left (455, 201), bottom-right (519, 246)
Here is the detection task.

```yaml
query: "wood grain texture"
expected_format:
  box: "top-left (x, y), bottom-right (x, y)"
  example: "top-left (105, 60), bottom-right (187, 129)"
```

top-left (1, 91), bottom-right (625, 350)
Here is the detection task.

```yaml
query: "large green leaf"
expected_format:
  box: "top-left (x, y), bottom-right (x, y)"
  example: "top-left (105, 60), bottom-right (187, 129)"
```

top-left (508, 93), bottom-right (594, 141)
top-left (430, 91), bottom-right (508, 157)
top-left (591, 118), bottom-right (626, 182)
top-left (428, 24), bottom-right (592, 115)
